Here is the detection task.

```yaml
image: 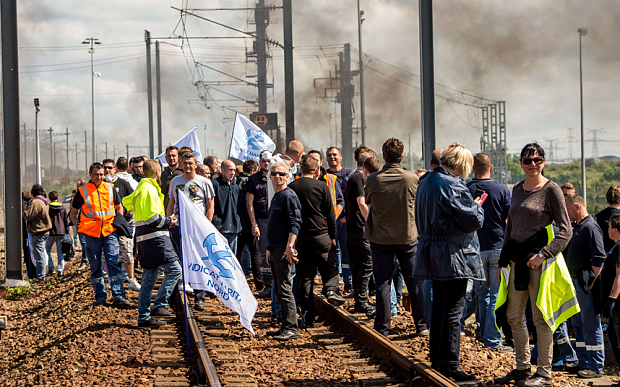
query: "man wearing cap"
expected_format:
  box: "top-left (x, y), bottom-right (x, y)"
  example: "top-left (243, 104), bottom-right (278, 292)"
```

top-left (246, 150), bottom-right (273, 298)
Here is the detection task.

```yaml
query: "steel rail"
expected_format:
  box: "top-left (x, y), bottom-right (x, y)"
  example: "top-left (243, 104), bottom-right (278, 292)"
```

top-left (176, 291), bottom-right (222, 387)
top-left (313, 293), bottom-right (457, 387)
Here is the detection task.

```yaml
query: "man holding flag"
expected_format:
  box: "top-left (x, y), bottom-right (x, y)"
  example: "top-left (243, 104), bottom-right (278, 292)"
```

top-left (123, 160), bottom-right (182, 329)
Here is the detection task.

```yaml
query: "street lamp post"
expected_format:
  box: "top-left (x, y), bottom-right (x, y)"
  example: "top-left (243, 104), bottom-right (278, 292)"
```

top-left (578, 28), bottom-right (587, 205)
top-left (34, 98), bottom-right (41, 184)
top-left (82, 37), bottom-right (101, 163)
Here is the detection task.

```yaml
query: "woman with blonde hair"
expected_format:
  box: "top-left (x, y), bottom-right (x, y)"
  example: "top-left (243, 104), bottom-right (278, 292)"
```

top-left (414, 142), bottom-right (484, 382)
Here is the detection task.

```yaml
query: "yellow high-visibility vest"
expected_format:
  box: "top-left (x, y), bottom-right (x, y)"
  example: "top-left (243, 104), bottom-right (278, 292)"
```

top-left (122, 178), bottom-right (165, 222)
top-left (496, 225), bottom-right (580, 331)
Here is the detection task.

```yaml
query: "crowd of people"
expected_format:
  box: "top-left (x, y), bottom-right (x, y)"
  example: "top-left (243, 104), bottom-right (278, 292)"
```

top-left (19, 137), bottom-right (620, 385)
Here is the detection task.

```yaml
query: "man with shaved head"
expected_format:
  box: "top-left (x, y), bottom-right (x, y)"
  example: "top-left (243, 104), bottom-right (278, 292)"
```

top-left (212, 159), bottom-right (242, 257)
top-left (196, 164), bottom-right (211, 179)
top-left (466, 152), bottom-right (511, 350)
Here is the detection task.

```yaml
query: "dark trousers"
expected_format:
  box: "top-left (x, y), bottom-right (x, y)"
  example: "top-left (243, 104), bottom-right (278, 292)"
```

top-left (608, 313), bottom-right (620, 365)
top-left (347, 231), bottom-right (373, 306)
top-left (171, 226), bottom-right (205, 301)
top-left (24, 239), bottom-right (36, 279)
top-left (430, 279), bottom-right (468, 366)
top-left (237, 232), bottom-right (263, 288)
top-left (297, 233), bottom-right (339, 323)
top-left (370, 241), bottom-right (427, 336)
top-left (269, 246), bottom-right (297, 332)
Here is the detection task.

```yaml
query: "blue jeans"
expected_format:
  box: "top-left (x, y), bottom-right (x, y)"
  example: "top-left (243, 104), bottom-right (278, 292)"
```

top-left (474, 249), bottom-right (503, 348)
top-left (78, 232), bottom-right (90, 264)
top-left (84, 232), bottom-right (126, 302)
top-left (460, 279), bottom-right (475, 331)
top-left (45, 235), bottom-right (65, 274)
top-left (72, 225), bottom-right (79, 246)
top-left (240, 244), bottom-right (252, 277)
top-left (30, 234), bottom-right (48, 280)
top-left (336, 220), bottom-right (352, 285)
top-left (569, 278), bottom-right (605, 373)
top-left (257, 218), bottom-right (271, 277)
top-left (138, 260), bottom-right (182, 323)
top-left (221, 233), bottom-right (238, 257)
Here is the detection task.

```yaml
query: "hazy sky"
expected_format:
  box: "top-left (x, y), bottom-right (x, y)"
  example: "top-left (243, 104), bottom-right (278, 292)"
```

top-left (15, 0), bottom-right (620, 170)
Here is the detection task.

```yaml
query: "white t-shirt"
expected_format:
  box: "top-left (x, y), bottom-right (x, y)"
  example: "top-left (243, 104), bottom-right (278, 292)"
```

top-left (168, 174), bottom-right (215, 216)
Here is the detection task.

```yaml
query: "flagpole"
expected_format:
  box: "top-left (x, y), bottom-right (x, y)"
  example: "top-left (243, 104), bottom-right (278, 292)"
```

top-left (228, 113), bottom-right (237, 160)
top-left (177, 189), bottom-right (192, 360)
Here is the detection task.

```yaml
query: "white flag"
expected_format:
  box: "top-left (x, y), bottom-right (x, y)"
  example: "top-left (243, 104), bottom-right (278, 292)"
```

top-left (157, 127), bottom-right (203, 167)
top-left (177, 191), bottom-right (258, 334)
top-left (229, 113), bottom-right (276, 161)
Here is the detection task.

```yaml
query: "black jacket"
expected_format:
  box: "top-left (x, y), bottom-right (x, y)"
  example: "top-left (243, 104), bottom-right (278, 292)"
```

top-left (499, 228), bottom-right (549, 291)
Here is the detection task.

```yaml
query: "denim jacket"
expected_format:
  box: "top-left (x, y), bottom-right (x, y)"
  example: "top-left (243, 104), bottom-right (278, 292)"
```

top-left (413, 166), bottom-right (485, 281)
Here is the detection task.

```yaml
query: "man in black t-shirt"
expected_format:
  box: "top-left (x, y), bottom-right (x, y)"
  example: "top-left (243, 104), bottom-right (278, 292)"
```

top-left (602, 214), bottom-right (620, 365)
top-left (345, 148), bottom-right (376, 313)
top-left (290, 156), bottom-right (344, 327)
top-left (596, 186), bottom-right (620, 253)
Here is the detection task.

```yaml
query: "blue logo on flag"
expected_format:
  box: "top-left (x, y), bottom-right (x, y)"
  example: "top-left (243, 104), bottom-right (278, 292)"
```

top-left (201, 233), bottom-right (237, 279)
top-left (246, 129), bottom-right (265, 150)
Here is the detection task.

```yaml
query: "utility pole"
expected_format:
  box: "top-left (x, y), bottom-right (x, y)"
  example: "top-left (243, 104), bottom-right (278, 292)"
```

top-left (339, 44), bottom-right (354, 168)
top-left (419, 0), bottom-right (436, 169)
top-left (1, 0), bottom-right (28, 287)
top-left (22, 123), bottom-right (26, 181)
top-left (145, 30), bottom-right (154, 159)
top-left (126, 143), bottom-right (129, 160)
top-left (65, 127), bottom-right (70, 178)
top-left (49, 127), bottom-right (53, 183)
top-left (155, 40), bottom-right (163, 155)
top-left (283, 0), bottom-right (294, 144)
top-left (357, 0), bottom-right (366, 145)
top-left (255, 0), bottom-right (268, 113)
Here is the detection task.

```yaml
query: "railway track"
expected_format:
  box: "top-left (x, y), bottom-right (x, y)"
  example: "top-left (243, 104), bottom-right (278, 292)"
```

top-left (311, 292), bottom-right (459, 387)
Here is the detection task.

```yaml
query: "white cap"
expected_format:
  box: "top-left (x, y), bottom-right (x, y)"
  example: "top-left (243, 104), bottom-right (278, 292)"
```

top-left (261, 151), bottom-right (273, 160)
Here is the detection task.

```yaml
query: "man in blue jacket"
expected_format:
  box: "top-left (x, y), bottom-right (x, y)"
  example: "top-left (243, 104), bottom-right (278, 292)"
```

top-left (212, 160), bottom-right (242, 256)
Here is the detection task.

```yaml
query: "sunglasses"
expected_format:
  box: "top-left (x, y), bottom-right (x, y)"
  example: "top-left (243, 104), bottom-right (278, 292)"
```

top-left (270, 171), bottom-right (287, 177)
top-left (521, 157), bottom-right (544, 165)
top-left (103, 166), bottom-right (114, 170)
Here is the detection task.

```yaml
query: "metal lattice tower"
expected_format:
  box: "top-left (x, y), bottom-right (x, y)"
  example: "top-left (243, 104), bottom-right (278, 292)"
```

top-left (480, 102), bottom-right (507, 184)
top-left (589, 128), bottom-right (603, 159)
top-left (566, 128), bottom-right (576, 160)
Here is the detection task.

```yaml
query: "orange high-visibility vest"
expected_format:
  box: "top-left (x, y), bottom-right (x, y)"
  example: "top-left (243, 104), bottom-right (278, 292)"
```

top-left (78, 182), bottom-right (116, 238)
top-left (323, 173), bottom-right (338, 217)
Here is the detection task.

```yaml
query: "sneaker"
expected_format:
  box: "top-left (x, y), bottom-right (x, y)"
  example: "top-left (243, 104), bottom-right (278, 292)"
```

top-left (127, 279), bottom-right (141, 291)
top-left (517, 373), bottom-right (552, 387)
top-left (577, 369), bottom-right (600, 379)
top-left (77, 263), bottom-right (88, 271)
top-left (178, 283), bottom-right (194, 293)
top-left (417, 329), bottom-right (430, 337)
top-left (112, 298), bottom-right (131, 309)
top-left (134, 268), bottom-right (143, 274)
top-left (57, 271), bottom-right (64, 276)
top-left (494, 368), bottom-right (532, 385)
top-left (151, 306), bottom-right (174, 317)
top-left (138, 318), bottom-right (167, 329)
top-left (194, 299), bottom-right (206, 311)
